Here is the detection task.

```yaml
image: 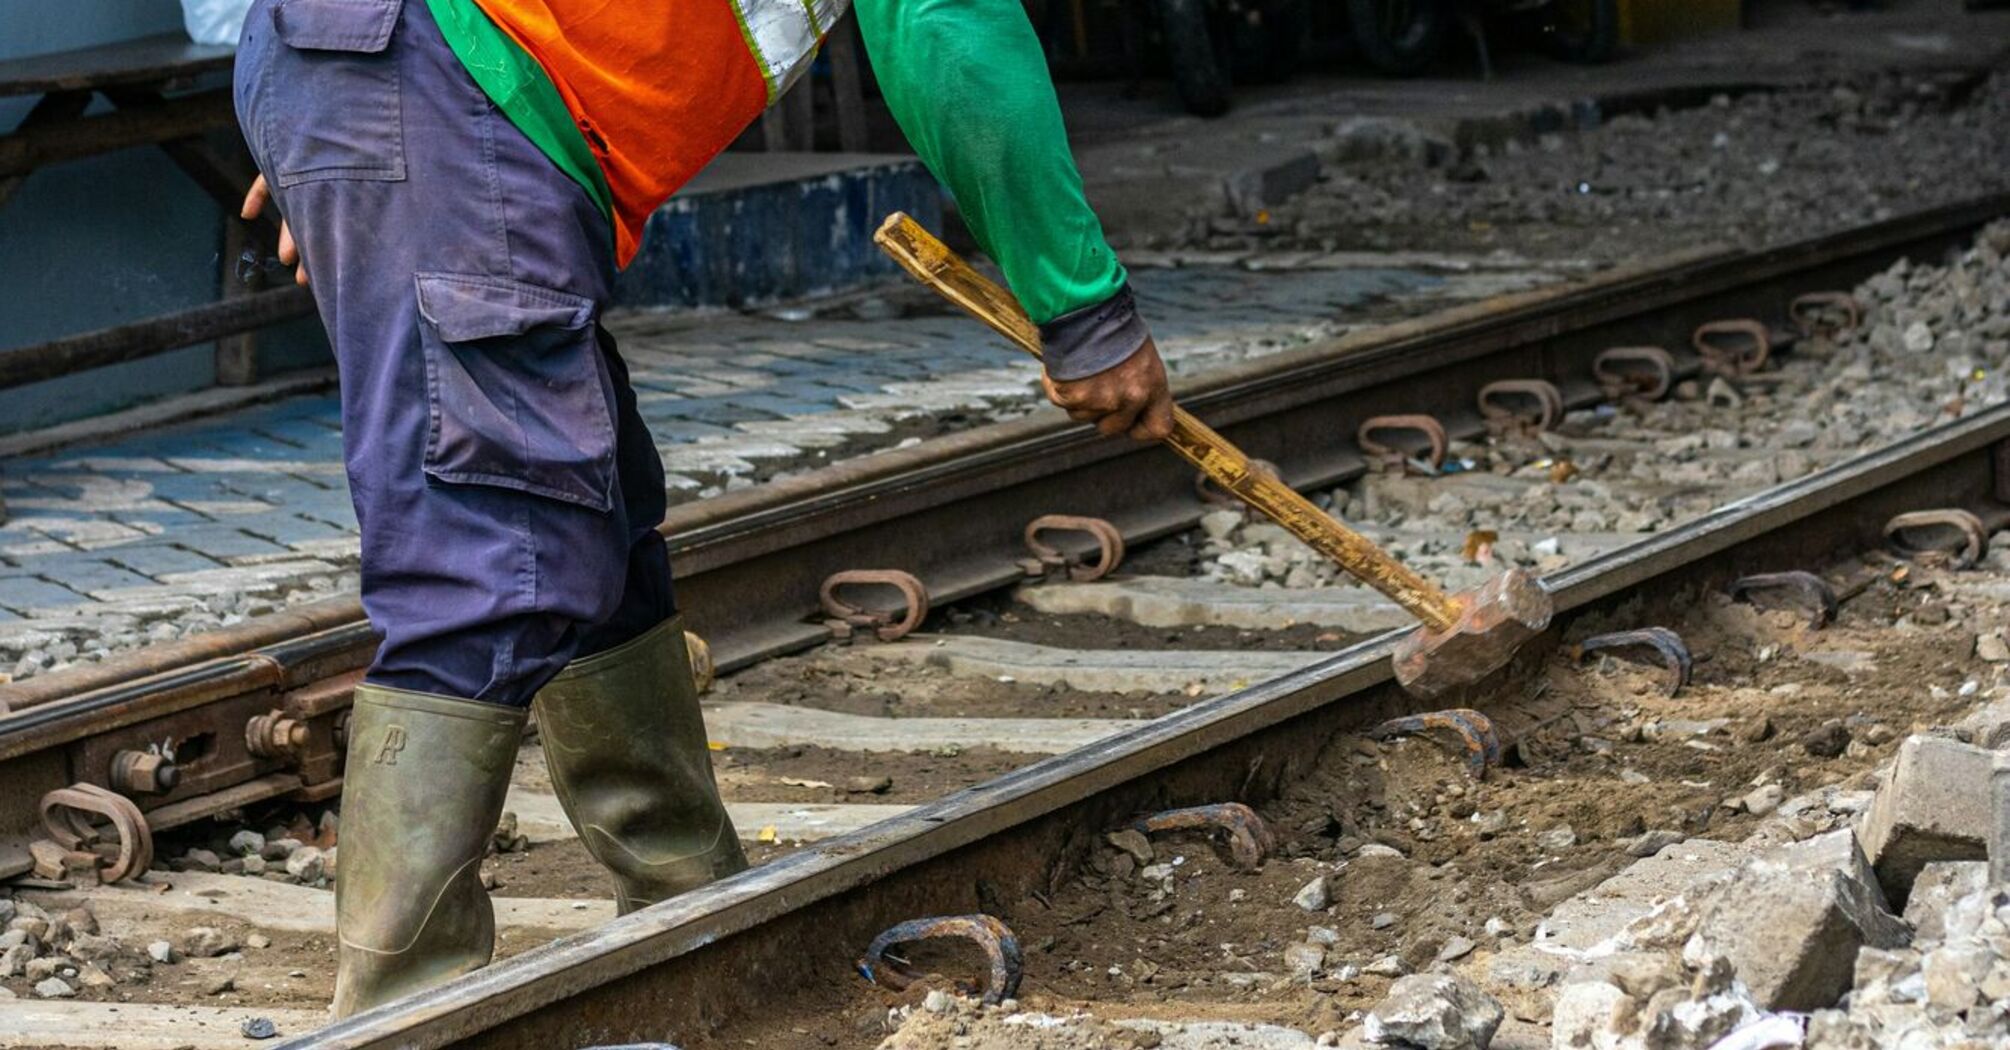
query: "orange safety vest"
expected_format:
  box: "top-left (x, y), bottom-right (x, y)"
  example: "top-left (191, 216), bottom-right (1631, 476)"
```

top-left (470, 0), bottom-right (849, 264)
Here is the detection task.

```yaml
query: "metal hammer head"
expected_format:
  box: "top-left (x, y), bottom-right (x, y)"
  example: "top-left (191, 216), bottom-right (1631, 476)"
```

top-left (1392, 568), bottom-right (1554, 698)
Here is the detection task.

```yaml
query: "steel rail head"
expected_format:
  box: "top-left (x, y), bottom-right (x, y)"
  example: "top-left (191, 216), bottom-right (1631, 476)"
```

top-left (1593, 346), bottom-right (1677, 401)
top-left (1729, 571), bottom-right (1839, 628)
top-left (856, 914), bottom-right (1023, 1004)
top-left (39, 782), bottom-right (152, 883)
top-left (1883, 508), bottom-right (1988, 570)
top-left (1368, 708), bottom-right (1502, 779)
top-left (1021, 514), bottom-right (1126, 582)
top-left (1692, 319), bottom-right (1772, 377)
top-left (1789, 291), bottom-right (1863, 338)
top-left (1132, 802), bottom-right (1275, 869)
top-left (1573, 626), bottom-right (1693, 698)
top-left (819, 570), bottom-right (931, 643)
top-left (1357, 415), bottom-right (1448, 476)
top-left (1477, 379), bottom-right (1565, 436)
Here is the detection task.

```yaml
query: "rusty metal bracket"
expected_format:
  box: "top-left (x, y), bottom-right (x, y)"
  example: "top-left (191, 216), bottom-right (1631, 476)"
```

top-left (1789, 291), bottom-right (1863, 338)
top-left (108, 749), bottom-right (179, 796)
top-left (1368, 709), bottom-right (1502, 779)
top-left (1478, 379), bottom-right (1565, 437)
top-left (855, 914), bottom-right (1023, 1005)
top-left (39, 782), bottom-right (153, 884)
top-left (1132, 802), bottom-right (1275, 870)
top-left (1693, 319), bottom-right (1771, 377)
top-left (1593, 346), bottom-right (1676, 402)
top-left (1357, 415), bottom-right (1448, 475)
top-left (1573, 627), bottom-right (1693, 698)
top-left (1883, 509), bottom-right (1988, 570)
top-left (1021, 514), bottom-right (1126, 582)
top-left (1729, 571), bottom-right (1839, 628)
top-left (820, 570), bottom-right (930, 643)
top-left (1194, 458), bottom-right (1280, 506)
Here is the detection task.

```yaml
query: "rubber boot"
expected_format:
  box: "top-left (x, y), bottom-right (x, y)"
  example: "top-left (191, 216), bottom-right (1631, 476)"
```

top-left (331, 684), bottom-right (525, 1017)
top-left (532, 616), bottom-right (747, 913)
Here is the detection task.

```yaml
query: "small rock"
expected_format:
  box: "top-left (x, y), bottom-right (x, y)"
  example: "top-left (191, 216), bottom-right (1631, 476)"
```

top-left (241, 1017), bottom-right (278, 1040)
top-left (1106, 829), bottom-right (1154, 866)
top-left (1364, 955), bottom-right (1410, 978)
top-left (228, 830), bottom-right (266, 856)
top-left (1362, 973), bottom-right (1503, 1050)
top-left (34, 976), bottom-right (74, 999)
top-left (261, 838), bottom-right (303, 862)
top-left (1356, 843), bottom-right (1405, 859)
top-left (1436, 936), bottom-right (1476, 962)
top-left (1293, 874), bottom-right (1332, 912)
top-left (204, 973), bottom-right (236, 996)
top-left (284, 846), bottom-right (324, 882)
top-left (1307, 926), bottom-right (1340, 946)
top-left (1626, 829), bottom-right (1687, 857)
top-left (0, 944), bottom-right (35, 978)
top-left (1283, 942), bottom-right (1327, 977)
top-left (844, 775), bottom-right (894, 795)
top-left (1744, 783), bottom-right (1786, 818)
top-left (1800, 721), bottom-right (1851, 758)
top-left (922, 988), bottom-right (953, 1014)
top-left (147, 940), bottom-right (176, 964)
top-left (241, 854), bottom-right (267, 876)
top-left (1537, 825), bottom-right (1577, 851)
top-left (1370, 912), bottom-right (1398, 930)
top-left (1977, 633), bottom-right (2010, 663)
top-left (61, 908), bottom-right (96, 937)
top-left (181, 848), bottom-right (222, 874)
top-left (246, 933), bottom-right (271, 950)
top-left (183, 927), bottom-right (238, 958)
top-left (75, 962), bottom-right (114, 989)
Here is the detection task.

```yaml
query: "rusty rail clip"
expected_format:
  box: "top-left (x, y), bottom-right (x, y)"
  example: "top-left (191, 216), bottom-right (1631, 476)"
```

top-left (1478, 380), bottom-right (1565, 438)
top-left (1692, 319), bottom-right (1771, 378)
top-left (1133, 802), bottom-right (1276, 870)
top-left (1789, 291), bottom-right (1863, 338)
top-left (1593, 346), bottom-right (1676, 402)
top-left (40, 782), bottom-right (153, 884)
top-left (1357, 415), bottom-right (1448, 476)
top-left (856, 914), bottom-right (1023, 1005)
top-left (820, 570), bottom-right (930, 642)
top-left (1574, 627), bottom-right (1692, 698)
top-left (1194, 458), bottom-right (1280, 507)
top-left (1021, 514), bottom-right (1126, 582)
top-left (1368, 708), bottom-right (1502, 779)
top-left (1883, 509), bottom-right (1988, 570)
top-left (1729, 571), bottom-right (1839, 628)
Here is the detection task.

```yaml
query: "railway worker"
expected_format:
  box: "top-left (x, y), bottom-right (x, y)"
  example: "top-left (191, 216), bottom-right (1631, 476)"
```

top-left (232, 0), bottom-right (1175, 1017)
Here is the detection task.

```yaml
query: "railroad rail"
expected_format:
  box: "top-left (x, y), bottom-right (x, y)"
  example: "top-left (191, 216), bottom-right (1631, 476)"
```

top-left (289, 359), bottom-right (2010, 1049)
top-left (0, 193), bottom-right (2004, 1046)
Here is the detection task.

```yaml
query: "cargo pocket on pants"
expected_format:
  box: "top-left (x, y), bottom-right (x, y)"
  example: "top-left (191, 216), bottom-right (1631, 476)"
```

top-left (263, 0), bottom-right (406, 186)
top-left (415, 273), bottom-right (617, 513)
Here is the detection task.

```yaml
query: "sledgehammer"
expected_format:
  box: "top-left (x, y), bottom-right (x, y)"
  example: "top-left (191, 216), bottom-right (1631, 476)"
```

top-left (873, 214), bottom-right (1552, 697)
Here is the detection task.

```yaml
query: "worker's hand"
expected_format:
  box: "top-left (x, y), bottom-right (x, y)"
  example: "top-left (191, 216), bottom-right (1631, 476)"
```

top-left (1041, 338), bottom-right (1175, 442)
top-left (240, 175), bottom-right (307, 287)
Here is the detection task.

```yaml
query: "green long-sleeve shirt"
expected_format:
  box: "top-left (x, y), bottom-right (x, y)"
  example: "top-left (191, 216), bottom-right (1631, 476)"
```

top-left (424, 0), bottom-right (1147, 379)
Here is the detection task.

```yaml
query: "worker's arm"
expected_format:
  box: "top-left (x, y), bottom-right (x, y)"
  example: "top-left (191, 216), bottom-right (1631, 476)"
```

top-left (853, 0), bottom-right (1172, 441)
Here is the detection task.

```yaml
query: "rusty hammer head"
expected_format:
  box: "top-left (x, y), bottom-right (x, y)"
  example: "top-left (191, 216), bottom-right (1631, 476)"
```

top-left (1392, 568), bottom-right (1554, 698)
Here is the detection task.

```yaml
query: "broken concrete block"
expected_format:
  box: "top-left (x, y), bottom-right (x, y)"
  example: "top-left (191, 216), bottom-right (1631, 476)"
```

top-left (1362, 973), bottom-right (1502, 1050)
top-left (1856, 735), bottom-right (1996, 904)
top-left (1901, 861), bottom-right (1987, 941)
top-left (1687, 830), bottom-right (1909, 1010)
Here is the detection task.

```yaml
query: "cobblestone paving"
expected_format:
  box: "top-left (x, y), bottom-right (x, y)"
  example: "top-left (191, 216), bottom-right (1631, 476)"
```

top-left (0, 259), bottom-right (1570, 681)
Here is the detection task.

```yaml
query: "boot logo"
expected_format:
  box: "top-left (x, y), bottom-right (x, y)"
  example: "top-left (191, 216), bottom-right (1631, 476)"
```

top-left (375, 725), bottom-right (408, 765)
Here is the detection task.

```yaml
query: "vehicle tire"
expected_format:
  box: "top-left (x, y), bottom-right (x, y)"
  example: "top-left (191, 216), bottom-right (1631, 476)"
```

top-left (1535, 0), bottom-right (1619, 63)
top-left (1232, 0), bottom-right (1304, 84)
top-left (1161, 0), bottom-right (1234, 117)
top-left (1345, 0), bottom-right (1447, 77)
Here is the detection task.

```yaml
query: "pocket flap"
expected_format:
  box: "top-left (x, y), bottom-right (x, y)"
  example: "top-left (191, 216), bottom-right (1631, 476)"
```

top-left (273, 0), bottom-right (404, 53)
top-left (415, 273), bottom-right (594, 343)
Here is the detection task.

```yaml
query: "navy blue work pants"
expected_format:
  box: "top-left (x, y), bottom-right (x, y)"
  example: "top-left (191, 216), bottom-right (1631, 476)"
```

top-left (233, 0), bottom-right (673, 706)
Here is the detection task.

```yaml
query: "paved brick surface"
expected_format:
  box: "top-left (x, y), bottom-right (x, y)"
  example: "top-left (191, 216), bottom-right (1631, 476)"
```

top-left (0, 260), bottom-right (1567, 680)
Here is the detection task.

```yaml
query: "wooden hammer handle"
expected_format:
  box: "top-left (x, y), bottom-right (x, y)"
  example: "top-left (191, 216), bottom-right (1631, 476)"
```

top-left (873, 213), bottom-right (1461, 632)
